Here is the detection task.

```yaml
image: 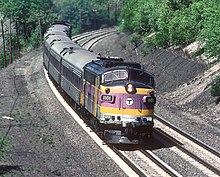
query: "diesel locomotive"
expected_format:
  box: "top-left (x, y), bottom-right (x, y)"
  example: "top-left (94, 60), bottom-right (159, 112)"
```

top-left (43, 21), bottom-right (156, 144)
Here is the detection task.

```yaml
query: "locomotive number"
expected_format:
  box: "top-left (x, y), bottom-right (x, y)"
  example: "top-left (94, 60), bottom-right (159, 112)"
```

top-left (101, 95), bottom-right (113, 101)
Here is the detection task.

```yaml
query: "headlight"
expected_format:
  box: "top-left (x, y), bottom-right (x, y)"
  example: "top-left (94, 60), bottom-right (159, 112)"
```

top-left (125, 83), bottom-right (136, 94)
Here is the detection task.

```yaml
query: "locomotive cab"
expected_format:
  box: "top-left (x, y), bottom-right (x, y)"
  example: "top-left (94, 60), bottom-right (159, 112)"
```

top-left (84, 58), bottom-right (156, 144)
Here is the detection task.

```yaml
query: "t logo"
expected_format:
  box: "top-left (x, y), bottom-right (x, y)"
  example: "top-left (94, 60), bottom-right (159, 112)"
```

top-left (126, 98), bottom-right (133, 106)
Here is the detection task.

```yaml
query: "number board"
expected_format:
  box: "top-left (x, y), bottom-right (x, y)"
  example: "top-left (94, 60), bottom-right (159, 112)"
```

top-left (101, 95), bottom-right (113, 102)
top-left (147, 97), bottom-right (156, 104)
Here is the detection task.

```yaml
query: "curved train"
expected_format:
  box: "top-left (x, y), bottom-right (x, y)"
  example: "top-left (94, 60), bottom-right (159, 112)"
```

top-left (43, 21), bottom-right (156, 144)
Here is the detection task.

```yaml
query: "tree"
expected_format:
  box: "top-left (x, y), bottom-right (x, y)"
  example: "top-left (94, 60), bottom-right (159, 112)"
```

top-left (0, 0), bottom-right (56, 38)
top-left (120, 0), bottom-right (138, 32)
top-left (198, 0), bottom-right (220, 59)
top-left (168, 7), bottom-right (201, 46)
top-left (119, 0), bottom-right (220, 59)
top-left (53, 0), bottom-right (114, 33)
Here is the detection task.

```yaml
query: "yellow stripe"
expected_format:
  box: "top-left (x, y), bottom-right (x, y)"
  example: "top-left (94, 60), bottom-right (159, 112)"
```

top-left (93, 77), bottom-right (99, 116)
top-left (100, 85), bottom-right (154, 94)
top-left (100, 106), bottom-right (154, 116)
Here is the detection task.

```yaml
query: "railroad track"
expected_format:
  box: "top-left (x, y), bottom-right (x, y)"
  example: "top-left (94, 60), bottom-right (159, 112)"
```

top-left (109, 130), bottom-right (220, 177)
top-left (154, 114), bottom-right (220, 177)
top-left (109, 114), bottom-right (220, 177)
top-left (155, 114), bottom-right (220, 158)
top-left (72, 28), bottom-right (117, 50)
top-left (111, 145), bottom-right (183, 177)
top-left (46, 29), bottom-right (220, 177)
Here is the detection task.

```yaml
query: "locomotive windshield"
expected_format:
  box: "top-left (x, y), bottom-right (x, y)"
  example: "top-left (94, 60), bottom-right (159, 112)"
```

top-left (103, 70), bottom-right (128, 83)
top-left (129, 70), bottom-right (155, 88)
top-left (102, 69), bottom-right (154, 88)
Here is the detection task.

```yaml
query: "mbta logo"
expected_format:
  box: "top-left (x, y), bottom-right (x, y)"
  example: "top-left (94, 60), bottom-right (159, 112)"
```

top-left (126, 97), bottom-right (134, 106)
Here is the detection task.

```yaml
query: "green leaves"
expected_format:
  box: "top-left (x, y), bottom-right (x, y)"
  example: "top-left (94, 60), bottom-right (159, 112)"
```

top-left (168, 8), bottom-right (199, 46)
top-left (0, 0), bottom-right (56, 47)
top-left (199, 2), bottom-right (220, 58)
top-left (120, 0), bottom-right (220, 59)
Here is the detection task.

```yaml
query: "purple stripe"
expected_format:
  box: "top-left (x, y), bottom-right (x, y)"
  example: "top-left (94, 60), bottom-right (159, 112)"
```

top-left (100, 92), bottom-right (154, 110)
top-left (84, 84), bottom-right (155, 110)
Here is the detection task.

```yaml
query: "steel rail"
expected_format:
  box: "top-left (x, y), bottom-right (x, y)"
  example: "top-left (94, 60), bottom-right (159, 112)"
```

top-left (72, 29), bottom-right (117, 43)
top-left (140, 149), bottom-right (182, 177)
top-left (87, 32), bottom-right (117, 51)
top-left (154, 114), bottom-right (220, 176)
top-left (110, 146), bottom-right (148, 177)
top-left (80, 30), bottom-right (117, 47)
top-left (155, 114), bottom-right (220, 158)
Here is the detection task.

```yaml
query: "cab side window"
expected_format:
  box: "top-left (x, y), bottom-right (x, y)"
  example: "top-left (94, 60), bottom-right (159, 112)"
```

top-left (84, 69), bottom-right (96, 85)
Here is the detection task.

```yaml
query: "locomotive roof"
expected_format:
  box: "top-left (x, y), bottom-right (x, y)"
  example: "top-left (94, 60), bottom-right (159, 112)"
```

top-left (84, 57), bottom-right (142, 75)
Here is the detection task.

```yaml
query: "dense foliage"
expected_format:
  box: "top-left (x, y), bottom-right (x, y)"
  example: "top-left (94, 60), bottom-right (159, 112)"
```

top-left (120, 0), bottom-right (220, 59)
top-left (1, 0), bottom-right (219, 60)
top-left (120, 0), bottom-right (220, 99)
top-left (0, 0), bottom-right (57, 67)
top-left (53, 0), bottom-right (119, 33)
top-left (0, 0), bottom-right (120, 67)
top-left (0, 0), bottom-right (56, 38)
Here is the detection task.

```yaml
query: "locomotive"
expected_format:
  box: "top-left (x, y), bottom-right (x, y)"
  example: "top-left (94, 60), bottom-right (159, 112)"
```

top-left (43, 21), bottom-right (156, 144)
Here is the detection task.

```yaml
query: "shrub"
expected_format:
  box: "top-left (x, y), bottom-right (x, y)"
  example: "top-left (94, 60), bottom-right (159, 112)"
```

top-left (29, 28), bottom-right (41, 49)
top-left (129, 33), bottom-right (141, 48)
top-left (211, 76), bottom-right (220, 97)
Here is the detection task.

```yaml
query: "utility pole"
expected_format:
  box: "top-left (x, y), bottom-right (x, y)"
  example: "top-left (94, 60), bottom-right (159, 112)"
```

top-left (38, 17), bottom-right (43, 46)
top-left (9, 17), bottom-right (12, 64)
top-left (93, 9), bottom-right (97, 30)
top-left (115, 2), bottom-right (118, 25)
top-left (15, 19), bottom-right (20, 57)
top-left (107, 4), bottom-right (110, 26)
top-left (79, 9), bottom-right (82, 33)
top-left (1, 20), bottom-right (7, 67)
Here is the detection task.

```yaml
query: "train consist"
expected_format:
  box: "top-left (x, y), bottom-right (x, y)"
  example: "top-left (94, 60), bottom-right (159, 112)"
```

top-left (43, 21), bottom-right (156, 144)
